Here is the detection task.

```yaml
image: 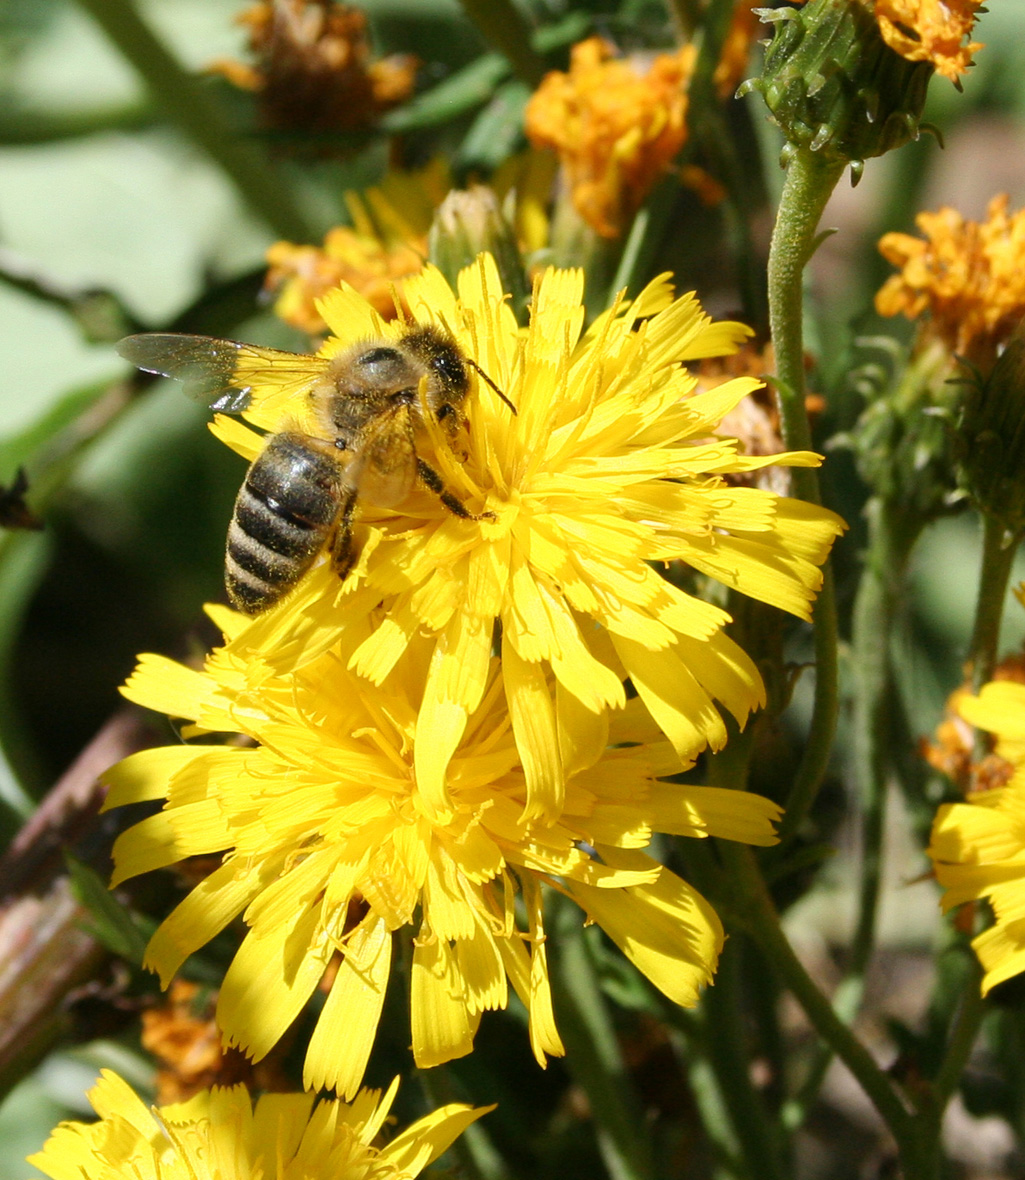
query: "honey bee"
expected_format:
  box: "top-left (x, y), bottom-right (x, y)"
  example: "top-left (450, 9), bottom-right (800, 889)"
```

top-left (116, 326), bottom-right (513, 614)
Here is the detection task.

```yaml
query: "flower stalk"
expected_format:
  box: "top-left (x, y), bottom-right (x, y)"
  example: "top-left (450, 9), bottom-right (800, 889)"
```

top-left (767, 148), bottom-right (845, 843)
top-left (717, 842), bottom-right (917, 1144)
top-left (969, 513), bottom-right (1022, 692)
top-left (850, 499), bottom-right (926, 973)
top-left (550, 906), bottom-right (654, 1180)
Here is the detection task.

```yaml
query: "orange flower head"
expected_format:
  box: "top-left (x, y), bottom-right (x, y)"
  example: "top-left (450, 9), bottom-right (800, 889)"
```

top-left (525, 37), bottom-right (696, 238)
top-left (876, 195), bottom-right (1025, 369)
top-left (714, 2), bottom-right (761, 99)
top-left (266, 231), bottom-right (424, 333)
top-left (140, 979), bottom-right (280, 1105)
top-left (265, 159), bottom-right (451, 335)
top-left (875, 0), bottom-right (984, 83)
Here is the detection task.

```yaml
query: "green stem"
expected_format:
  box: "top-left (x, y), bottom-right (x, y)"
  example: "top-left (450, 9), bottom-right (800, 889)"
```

top-left (719, 843), bottom-right (915, 1143)
top-left (702, 726), bottom-right (789, 1177)
top-left (702, 943), bottom-right (788, 1180)
top-left (73, 0), bottom-right (313, 242)
top-left (767, 148), bottom-right (845, 467)
top-left (932, 968), bottom-right (986, 1109)
top-left (456, 0), bottom-right (546, 87)
top-left (767, 148), bottom-right (846, 844)
top-left (968, 513), bottom-right (1021, 692)
top-left (775, 566), bottom-right (839, 845)
top-left (784, 500), bottom-right (923, 1125)
top-left (850, 501), bottom-right (923, 973)
top-left (551, 906), bottom-right (653, 1180)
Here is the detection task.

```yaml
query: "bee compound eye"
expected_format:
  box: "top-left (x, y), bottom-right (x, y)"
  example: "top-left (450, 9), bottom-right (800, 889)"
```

top-left (431, 353), bottom-right (465, 385)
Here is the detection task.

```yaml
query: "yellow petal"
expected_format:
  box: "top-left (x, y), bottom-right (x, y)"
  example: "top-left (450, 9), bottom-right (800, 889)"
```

top-left (647, 783), bottom-right (781, 844)
top-left (101, 745), bottom-right (220, 809)
top-left (567, 861), bottom-right (723, 1007)
top-left (411, 923), bottom-right (479, 1068)
top-left (414, 612), bottom-right (493, 817)
top-left (502, 634), bottom-right (564, 821)
top-left (613, 634), bottom-right (729, 763)
top-left (209, 414), bottom-right (264, 462)
top-left (304, 918), bottom-right (392, 1096)
top-left (522, 875), bottom-right (564, 1063)
top-left (120, 653), bottom-right (209, 720)
top-left (218, 908), bottom-right (332, 1060)
top-left (557, 678), bottom-right (610, 776)
top-left (144, 858), bottom-right (267, 984)
top-left (380, 1103), bottom-right (494, 1177)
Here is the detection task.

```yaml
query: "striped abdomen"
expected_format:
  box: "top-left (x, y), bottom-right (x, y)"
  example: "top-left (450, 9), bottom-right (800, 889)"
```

top-left (226, 432), bottom-right (343, 614)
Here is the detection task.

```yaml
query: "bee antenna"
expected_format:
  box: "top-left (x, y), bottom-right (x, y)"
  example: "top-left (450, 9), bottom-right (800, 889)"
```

top-left (467, 358), bottom-right (517, 415)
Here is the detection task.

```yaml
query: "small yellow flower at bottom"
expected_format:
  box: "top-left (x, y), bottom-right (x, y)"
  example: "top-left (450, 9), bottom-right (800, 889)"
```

top-left (28, 1069), bottom-right (488, 1180)
top-left (929, 675), bottom-right (1025, 993)
top-left (105, 612), bottom-right (782, 1097)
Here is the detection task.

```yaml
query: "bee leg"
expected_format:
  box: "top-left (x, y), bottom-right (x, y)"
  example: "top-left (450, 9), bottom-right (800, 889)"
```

top-left (330, 485), bottom-right (360, 580)
top-left (415, 457), bottom-right (495, 521)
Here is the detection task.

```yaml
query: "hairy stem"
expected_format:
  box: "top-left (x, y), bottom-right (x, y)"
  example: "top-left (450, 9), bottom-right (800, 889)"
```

top-left (767, 148), bottom-right (846, 843)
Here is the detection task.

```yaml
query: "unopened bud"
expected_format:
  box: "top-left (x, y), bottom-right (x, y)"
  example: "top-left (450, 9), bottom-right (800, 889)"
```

top-left (428, 187), bottom-right (530, 320)
top-left (740, 0), bottom-right (933, 179)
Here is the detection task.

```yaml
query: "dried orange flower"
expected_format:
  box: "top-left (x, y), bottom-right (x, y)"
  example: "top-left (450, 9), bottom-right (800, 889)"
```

top-left (210, 0), bottom-right (416, 134)
top-left (876, 195), bottom-right (1025, 369)
top-left (875, 0), bottom-right (984, 83)
top-left (695, 343), bottom-right (824, 494)
top-left (141, 979), bottom-right (282, 1104)
top-left (525, 36), bottom-right (696, 238)
top-left (921, 655), bottom-right (1025, 795)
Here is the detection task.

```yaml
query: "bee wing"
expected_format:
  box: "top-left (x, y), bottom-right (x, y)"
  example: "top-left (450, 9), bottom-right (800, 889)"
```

top-left (116, 333), bottom-right (323, 414)
top-left (350, 404), bottom-right (418, 508)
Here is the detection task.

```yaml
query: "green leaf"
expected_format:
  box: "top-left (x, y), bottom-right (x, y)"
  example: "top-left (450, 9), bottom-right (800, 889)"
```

top-left (381, 53), bottom-right (510, 133)
top-left (65, 853), bottom-right (151, 965)
top-left (455, 79), bottom-right (530, 174)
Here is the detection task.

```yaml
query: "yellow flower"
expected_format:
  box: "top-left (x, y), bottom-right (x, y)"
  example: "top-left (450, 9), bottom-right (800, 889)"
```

top-left (524, 37), bottom-right (696, 238)
top-left (105, 618), bottom-right (782, 1094)
top-left (265, 159), bottom-right (451, 334)
top-left (929, 676), bottom-right (1025, 993)
top-left (28, 1069), bottom-right (487, 1180)
top-left (876, 195), bottom-right (1025, 371)
top-left (874, 0), bottom-right (984, 83)
top-left (216, 255), bottom-right (844, 815)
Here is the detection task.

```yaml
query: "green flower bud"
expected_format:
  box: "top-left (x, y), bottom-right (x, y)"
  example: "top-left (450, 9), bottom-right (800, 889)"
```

top-left (957, 317), bottom-right (1025, 533)
top-left (840, 336), bottom-right (962, 522)
top-left (428, 186), bottom-right (530, 321)
top-left (740, 0), bottom-right (934, 179)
